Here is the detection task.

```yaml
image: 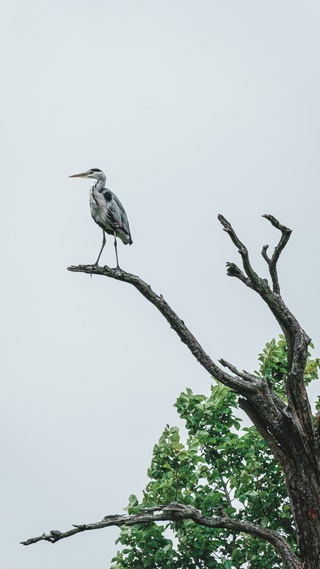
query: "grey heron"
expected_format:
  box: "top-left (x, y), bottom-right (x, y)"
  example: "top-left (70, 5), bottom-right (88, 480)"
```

top-left (69, 168), bottom-right (132, 268)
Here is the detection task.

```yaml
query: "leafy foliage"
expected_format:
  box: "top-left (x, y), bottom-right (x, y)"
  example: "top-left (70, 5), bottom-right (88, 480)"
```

top-left (110, 337), bottom-right (320, 568)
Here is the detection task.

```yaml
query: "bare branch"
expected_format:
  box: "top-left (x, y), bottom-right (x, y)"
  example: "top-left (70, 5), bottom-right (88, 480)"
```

top-left (67, 264), bottom-right (261, 398)
top-left (262, 214), bottom-right (292, 295)
top-left (21, 502), bottom-right (302, 569)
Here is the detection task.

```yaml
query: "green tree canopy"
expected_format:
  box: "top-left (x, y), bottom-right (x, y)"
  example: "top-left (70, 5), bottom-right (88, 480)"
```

top-left (111, 337), bottom-right (320, 568)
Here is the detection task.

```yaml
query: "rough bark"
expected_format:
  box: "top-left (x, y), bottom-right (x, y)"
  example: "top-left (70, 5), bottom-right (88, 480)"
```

top-left (22, 215), bottom-right (320, 568)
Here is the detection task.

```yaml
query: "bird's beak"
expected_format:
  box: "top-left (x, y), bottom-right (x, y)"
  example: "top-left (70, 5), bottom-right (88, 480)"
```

top-left (69, 171), bottom-right (89, 178)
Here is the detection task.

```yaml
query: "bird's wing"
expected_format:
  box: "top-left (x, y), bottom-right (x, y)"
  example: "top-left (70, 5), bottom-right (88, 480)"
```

top-left (101, 188), bottom-right (131, 238)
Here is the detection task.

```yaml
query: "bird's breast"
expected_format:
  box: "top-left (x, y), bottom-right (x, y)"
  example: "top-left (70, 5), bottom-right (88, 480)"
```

top-left (89, 189), bottom-right (112, 230)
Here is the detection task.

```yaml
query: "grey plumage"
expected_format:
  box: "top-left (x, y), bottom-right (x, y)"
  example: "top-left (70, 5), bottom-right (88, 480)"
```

top-left (69, 168), bottom-right (132, 268)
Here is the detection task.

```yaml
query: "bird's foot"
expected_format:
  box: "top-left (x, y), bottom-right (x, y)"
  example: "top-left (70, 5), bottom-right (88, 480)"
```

top-left (90, 263), bottom-right (99, 278)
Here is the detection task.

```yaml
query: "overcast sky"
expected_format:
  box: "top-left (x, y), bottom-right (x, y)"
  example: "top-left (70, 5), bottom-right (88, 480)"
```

top-left (1, 1), bottom-right (320, 568)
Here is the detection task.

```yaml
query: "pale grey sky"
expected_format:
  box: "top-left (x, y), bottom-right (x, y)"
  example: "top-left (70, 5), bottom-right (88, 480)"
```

top-left (1, 1), bottom-right (320, 567)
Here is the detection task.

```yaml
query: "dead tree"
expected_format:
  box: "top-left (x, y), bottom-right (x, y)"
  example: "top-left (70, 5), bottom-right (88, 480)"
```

top-left (22, 215), bottom-right (320, 569)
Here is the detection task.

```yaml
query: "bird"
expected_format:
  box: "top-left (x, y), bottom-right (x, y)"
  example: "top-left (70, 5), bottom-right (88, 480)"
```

top-left (69, 168), bottom-right (132, 269)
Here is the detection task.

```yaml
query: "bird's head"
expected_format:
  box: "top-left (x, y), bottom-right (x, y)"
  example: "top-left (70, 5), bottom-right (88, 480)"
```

top-left (69, 168), bottom-right (106, 183)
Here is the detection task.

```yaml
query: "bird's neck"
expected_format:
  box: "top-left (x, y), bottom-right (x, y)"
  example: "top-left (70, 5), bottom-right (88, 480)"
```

top-left (92, 179), bottom-right (105, 192)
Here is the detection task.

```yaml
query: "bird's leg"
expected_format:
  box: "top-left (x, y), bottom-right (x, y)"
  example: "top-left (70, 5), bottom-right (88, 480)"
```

top-left (113, 231), bottom-right (120, 269)
top-left (94, 230), bottom-right (106, 266)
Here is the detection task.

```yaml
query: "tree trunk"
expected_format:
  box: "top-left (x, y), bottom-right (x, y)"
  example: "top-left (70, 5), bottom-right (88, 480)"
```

top-left (285, 458), bottom-right (320, 567)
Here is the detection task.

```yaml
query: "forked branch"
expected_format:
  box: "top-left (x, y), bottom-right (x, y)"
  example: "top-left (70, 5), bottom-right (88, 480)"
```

top-left (218, 214), bottom-right (314, 444)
